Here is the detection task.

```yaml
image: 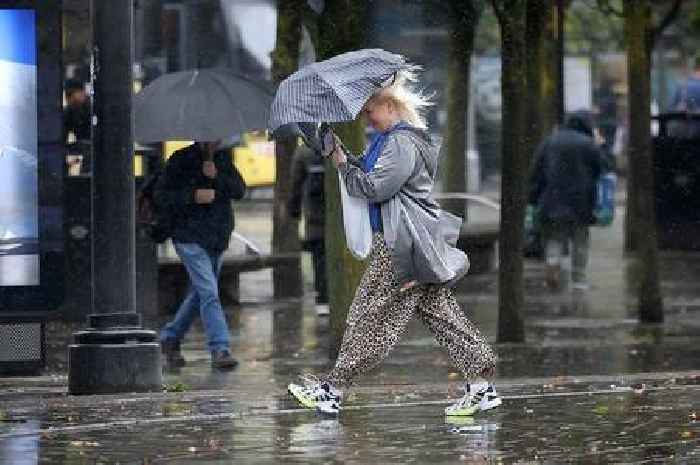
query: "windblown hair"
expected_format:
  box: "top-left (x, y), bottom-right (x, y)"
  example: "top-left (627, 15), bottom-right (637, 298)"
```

top-left (371, 66), bottom-right (433, 130)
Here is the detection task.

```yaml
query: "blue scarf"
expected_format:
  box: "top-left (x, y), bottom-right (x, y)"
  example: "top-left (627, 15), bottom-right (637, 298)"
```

top-left (360, 121), bottom-right (411, 232)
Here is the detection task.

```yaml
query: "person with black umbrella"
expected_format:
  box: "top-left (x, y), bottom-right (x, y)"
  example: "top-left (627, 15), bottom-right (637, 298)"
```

top-left (132, 67), bottom-right (269, 370)
top-left (156, 140), bottom-right (246, 370)
top-left (529, 111), bottom-right (604, 291)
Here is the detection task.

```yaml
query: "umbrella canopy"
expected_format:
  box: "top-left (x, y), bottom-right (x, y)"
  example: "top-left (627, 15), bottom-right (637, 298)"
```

top-left (134, 68), bottom-right (272, 143)
top-left (268, 49), bottom-right (410, 132)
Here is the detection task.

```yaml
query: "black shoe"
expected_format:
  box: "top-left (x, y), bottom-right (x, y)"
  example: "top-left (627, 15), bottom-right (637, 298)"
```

top-left (211, 351), bottom-right (239, 370)
top-left (161, 339), bottom-right (186, 368)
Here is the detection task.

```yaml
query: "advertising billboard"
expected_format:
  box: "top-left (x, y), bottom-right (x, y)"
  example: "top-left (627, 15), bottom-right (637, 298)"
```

top-left (0, 9), bottom-right (38, 286)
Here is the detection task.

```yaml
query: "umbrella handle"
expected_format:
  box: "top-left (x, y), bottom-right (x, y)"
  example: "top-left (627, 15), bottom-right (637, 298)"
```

top-left (368, 72), bottom-right (398, 89)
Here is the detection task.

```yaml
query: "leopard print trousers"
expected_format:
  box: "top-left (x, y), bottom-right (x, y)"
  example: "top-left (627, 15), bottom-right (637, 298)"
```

top-left (326, 234), bottom-right (497, 388)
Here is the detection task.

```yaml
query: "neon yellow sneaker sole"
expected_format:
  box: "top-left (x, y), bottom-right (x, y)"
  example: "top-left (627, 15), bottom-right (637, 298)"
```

top-left (445, 404), bottom-right (480, 417)
top-left (445, 391), bottom-right (502, 417)
top-left (445, 416), bottom-right (476, 427)
top-left (288, 383), bottom-right (319, 409)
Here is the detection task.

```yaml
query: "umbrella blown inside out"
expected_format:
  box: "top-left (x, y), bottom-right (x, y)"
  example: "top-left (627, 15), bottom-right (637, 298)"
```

top-left (268, 48), bottom-right (410, 132)
top-left (134, 68), bottom-right (273, 143)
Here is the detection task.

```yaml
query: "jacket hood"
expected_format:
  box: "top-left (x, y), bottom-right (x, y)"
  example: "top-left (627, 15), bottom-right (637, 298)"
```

top-left (565, 111), bottom-right (594, 137)
top-left (397, 128), bottom-right (438, 178)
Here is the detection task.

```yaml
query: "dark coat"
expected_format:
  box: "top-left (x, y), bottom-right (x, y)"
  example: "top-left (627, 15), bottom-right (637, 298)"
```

top-left (64, 101), bottom-right (91, 142)
top-left (529, 128), bottom-right (603, 226)
top-left (155, 143), bottom-right (246, 252)
top-left (287, 145), bottom-right (325, 242)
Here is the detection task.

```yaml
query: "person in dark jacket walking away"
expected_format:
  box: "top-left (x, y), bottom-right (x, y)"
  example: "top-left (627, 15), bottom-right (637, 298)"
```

top-left (156, 141), bottom-right (246, 370)
top-left (64, 79), bottom-right (91, 143)
top-left (288, 144), bottom-right (329, 316)
top-left (530, 112), bottom-right (603, 290)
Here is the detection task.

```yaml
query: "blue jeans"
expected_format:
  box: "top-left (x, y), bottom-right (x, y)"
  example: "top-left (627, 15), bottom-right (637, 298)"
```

top-left (160, 242), bottom-right (230, 353)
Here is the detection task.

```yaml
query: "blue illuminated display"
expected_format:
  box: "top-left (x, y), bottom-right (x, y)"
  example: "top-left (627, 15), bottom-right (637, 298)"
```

top-left (0, 9), bottom-right (39, 286)
top-left (0, 9), bottom-right (36, 66)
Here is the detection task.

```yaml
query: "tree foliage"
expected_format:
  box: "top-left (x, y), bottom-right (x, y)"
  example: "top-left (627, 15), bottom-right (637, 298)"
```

top-left (475, 6), bottom-right (501, 55)
top-left (596, 0), bottom-right (685, 53)
top-left (567, 0), bottom-right (625, 53)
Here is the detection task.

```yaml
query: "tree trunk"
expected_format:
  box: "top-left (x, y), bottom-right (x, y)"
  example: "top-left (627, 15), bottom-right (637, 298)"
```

top-left (271, 0), bottom-right (305, 298)
top-left (623, 0), bottom-right (663, 322)
top-left (317, 0), bottom-right (370, 357)
top-left (526, 0), bottom-right (561, 150)
top-left (493, 1), bottom-right (529, 342)
top-left (525, 0), bottom-right (547, 153)
top-left (441, 2), bottom-right (480, 217)
top-left (554, 0), bottom-right (566, 124)
top-left (324, 123), bottom-right (367, 358)
top-left (624, 165), bottom-right (638, 252)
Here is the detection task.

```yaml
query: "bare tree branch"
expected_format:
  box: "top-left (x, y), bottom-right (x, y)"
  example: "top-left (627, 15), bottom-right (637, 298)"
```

top-left (490, 0), bottom-right (505, 24)
top-left (424, 0), bottom-right (484, 9)
top-left (650, 0), bottom-right (685, 44)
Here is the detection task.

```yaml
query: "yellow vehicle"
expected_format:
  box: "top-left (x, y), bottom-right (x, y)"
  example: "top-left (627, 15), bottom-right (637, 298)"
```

top-left (231, 132), bottom-right (276, 187)
top-left (163, 131), bottom-right (276, 187)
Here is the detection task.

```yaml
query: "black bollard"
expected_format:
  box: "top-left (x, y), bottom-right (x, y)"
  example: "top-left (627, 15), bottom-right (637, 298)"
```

top-left (68, 0), bottom-right (161, 395)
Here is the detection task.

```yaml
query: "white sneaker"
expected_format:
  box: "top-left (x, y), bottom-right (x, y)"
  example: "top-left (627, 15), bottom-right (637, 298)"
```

top-left (445, 382), bottom-right (502, 416)
top-left (477, 384), bottom-right (502, 411)
top-left (288, 375), bottom-right (342, 412)
top-left (316, 398), bottom-right (342, 416)
top-left (572, 281), bottom-right (590, 291)
top-left (315, 304), bottom-right (330, 316)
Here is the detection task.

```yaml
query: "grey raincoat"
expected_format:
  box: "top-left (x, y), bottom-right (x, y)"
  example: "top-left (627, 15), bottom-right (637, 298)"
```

top-left (338, 129), bottom-right (469, 286)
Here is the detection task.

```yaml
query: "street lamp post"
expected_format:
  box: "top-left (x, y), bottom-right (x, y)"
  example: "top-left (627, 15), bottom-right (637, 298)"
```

top-left (68, 0), bottom-right (161, 394)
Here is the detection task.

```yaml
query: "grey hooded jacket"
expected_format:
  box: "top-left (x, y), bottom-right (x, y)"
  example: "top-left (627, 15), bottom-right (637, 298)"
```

top-left (338, 129), bottom-right (469, 286)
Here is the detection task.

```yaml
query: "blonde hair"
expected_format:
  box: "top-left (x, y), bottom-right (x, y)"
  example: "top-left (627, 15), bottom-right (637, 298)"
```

top-left (370, 66), bottom-right (433, 130)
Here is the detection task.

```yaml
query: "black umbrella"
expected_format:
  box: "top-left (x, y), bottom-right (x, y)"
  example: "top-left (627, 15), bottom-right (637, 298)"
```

top-left (134, 68), bottom-right (272, 142)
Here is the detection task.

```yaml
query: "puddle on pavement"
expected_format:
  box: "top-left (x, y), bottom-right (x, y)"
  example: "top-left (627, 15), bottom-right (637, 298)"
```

top-left (1, 388), bottom-right (698, 464)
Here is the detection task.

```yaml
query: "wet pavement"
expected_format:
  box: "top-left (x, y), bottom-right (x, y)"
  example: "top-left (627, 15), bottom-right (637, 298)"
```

top-left (1, 371), bottom-right (698, 464)
top-left (1, 200), bottom-right (700, 464)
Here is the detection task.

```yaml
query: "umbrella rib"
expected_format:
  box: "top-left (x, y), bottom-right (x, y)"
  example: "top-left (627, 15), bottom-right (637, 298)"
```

top-left (272, 72), bottom-right (354, 127)
top-left (314, 72), bottom-right (357, 117)
top-left (188, 69), bottom-right (199, 87)
top-left (209, 73), bottom-right (248, 138)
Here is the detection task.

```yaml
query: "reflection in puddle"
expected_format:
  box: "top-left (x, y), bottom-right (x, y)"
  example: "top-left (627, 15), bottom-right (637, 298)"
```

top-left (288, 418), bottom-right (343, 457)
top-left (1, 420), bottom-right (39, 465)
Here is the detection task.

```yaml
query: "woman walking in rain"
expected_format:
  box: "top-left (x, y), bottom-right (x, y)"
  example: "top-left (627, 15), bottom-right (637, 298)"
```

top-left (287, 69), bottom-right (500, 416)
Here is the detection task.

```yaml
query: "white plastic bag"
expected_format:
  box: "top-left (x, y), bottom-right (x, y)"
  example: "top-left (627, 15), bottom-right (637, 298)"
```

top-left (338, 171), bottom-right (372, 259)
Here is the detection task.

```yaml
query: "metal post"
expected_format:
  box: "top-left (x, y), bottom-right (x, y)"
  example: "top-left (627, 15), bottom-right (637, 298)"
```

top-left (68, 0), bottom-right (161, 395)
top-left (91, 0), bottom-right (136, 314)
